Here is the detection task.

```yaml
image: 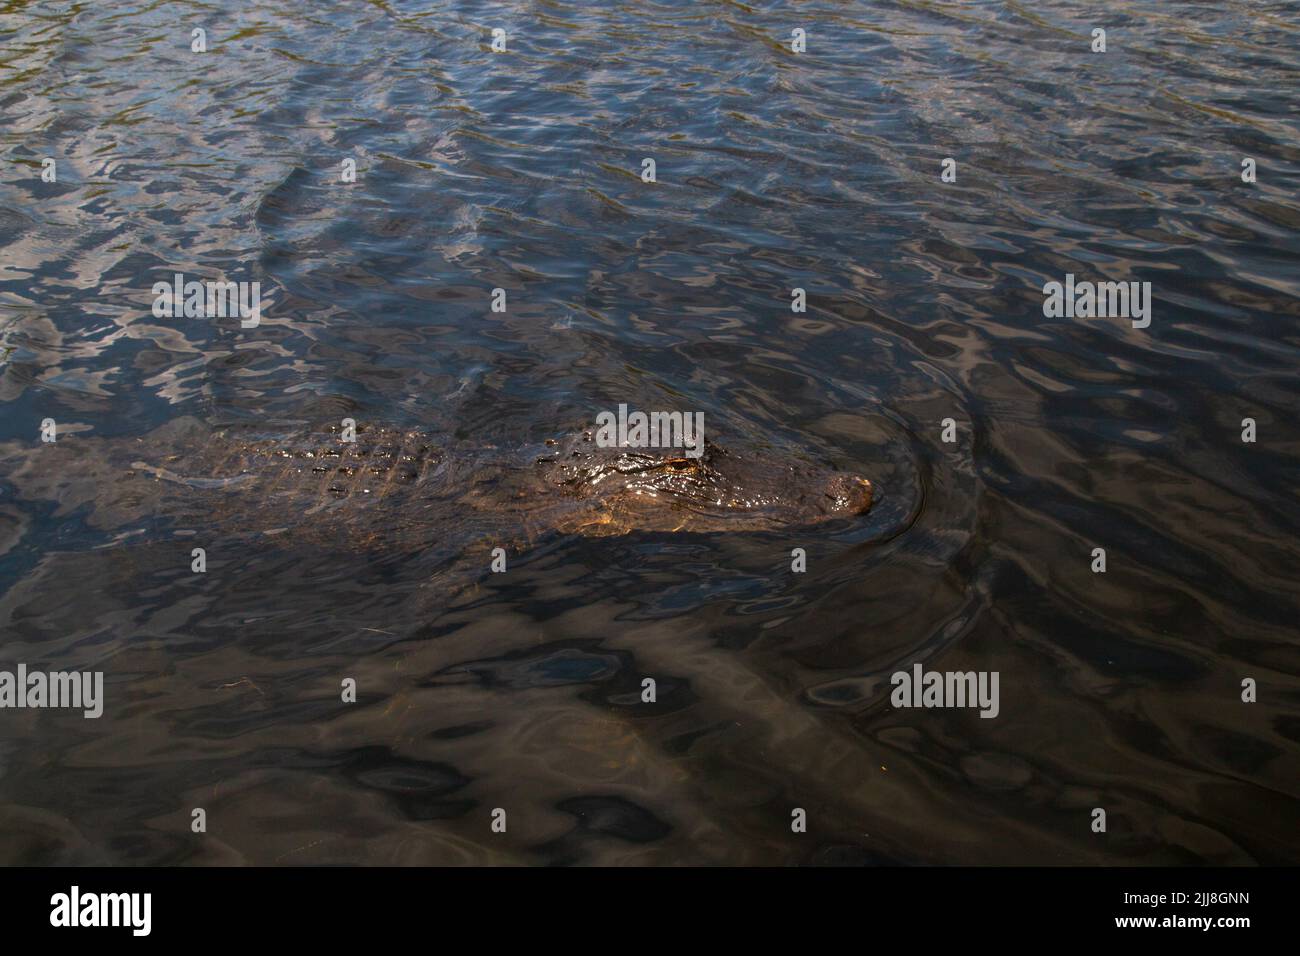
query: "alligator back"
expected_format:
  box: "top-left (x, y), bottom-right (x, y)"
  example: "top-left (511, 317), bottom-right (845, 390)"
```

top-left (0, 418), bottom-right (472, 553)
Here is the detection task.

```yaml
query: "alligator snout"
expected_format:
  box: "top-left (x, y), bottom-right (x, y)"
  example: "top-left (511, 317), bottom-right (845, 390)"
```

top-left (820, 474), bottom-right (874, 518)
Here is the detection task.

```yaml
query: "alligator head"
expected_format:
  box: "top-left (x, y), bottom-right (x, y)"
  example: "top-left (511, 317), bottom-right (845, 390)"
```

top-left (531, 430), bottom-right (873, 535)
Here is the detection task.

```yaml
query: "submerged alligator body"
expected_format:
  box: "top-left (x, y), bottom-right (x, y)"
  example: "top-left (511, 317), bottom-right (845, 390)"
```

top-left (0, 417), bottom-right (872, 553)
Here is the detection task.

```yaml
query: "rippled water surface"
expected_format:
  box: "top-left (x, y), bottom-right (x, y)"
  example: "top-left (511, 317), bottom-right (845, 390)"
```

top-left (1, 0), bottom-right (1298, 864)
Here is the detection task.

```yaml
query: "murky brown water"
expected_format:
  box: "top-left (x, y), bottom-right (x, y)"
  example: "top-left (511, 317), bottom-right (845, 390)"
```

top-left (0, 0), bottom-right (1298, 864)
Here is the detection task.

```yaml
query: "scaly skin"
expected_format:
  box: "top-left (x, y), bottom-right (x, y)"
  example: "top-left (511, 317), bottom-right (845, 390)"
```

top-left (0, 417), bottom-right (872, 551)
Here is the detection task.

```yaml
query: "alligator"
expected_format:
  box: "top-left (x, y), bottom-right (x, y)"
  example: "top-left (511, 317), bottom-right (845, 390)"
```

top-left (0, 417), bottom-right (872, 553)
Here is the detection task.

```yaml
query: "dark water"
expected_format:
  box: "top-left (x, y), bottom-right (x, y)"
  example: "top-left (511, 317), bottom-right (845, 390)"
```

top-left (1, 0), bottom-right (1298, 865)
